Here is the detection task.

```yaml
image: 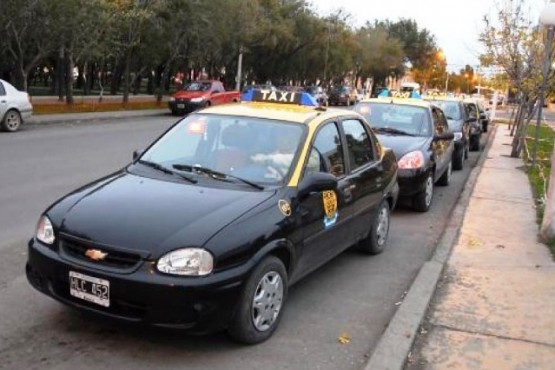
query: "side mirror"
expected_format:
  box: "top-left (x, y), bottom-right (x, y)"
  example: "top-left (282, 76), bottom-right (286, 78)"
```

top-left (297, 172), bottom-right (338, 199)
top-left (133, 149), bottom-right (144, 161)
top-left (433, 132), bottom-right (454, 141)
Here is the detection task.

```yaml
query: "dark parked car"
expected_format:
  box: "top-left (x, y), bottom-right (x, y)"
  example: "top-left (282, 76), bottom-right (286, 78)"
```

top-left (305, 85), bottom-right (328, 106)
top-left (423, 97), bottom-right (473, 170)
top-left (464, 99), bottom-right (485, 149)
top-left (354, 97), bottom-right (454, 212)
top-left (27, 90), bottom-right (399, 344)
top-left (329, 85), bottom-right (357, 106)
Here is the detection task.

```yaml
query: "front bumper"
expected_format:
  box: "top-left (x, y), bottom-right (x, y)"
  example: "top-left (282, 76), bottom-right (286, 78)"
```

top-left (26, 239), bottom-right (245, 332)
top-left (168, 100), bottom-right (204, 114)
top-left (397, 167), bottom-right (431, 197)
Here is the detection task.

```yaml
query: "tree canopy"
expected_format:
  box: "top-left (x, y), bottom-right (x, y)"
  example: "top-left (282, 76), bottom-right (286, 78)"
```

top-left (0, 0), bottom-right (440, 101)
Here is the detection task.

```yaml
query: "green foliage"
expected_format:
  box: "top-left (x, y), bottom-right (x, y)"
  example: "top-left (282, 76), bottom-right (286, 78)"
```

top-left (0, 0), bottom-right (439, 97)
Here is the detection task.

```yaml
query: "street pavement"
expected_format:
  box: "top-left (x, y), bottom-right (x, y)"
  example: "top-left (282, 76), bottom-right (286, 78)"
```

top-left (0, 111), bottom-right (485, 369)
top-left (406, 125), bottom-right (555, 369)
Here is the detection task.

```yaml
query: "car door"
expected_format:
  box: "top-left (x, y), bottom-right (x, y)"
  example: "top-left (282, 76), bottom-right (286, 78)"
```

top-left (0, 81), bottom-right (7, 119)
top-left (431, 108), bottom-right (449, 179)
top-left (339, 118), bottom-right (385, 240)
top-left (210, 81), bottom-right (224, 104)
top-left (294, 121), bottom-right (355, 277)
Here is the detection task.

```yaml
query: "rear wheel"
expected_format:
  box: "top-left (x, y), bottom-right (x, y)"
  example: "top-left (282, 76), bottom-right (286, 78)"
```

top-left (358, 201), bottom-right (390, 255)
top-left (470, 134), bottom-right (480, 151)
top-left (413, 172), bottom-right (434, 212)
top-left (228, 256), bottom-right (287, 344)
top-left (453, 146), bottom-right (464, 170)
top-left (437, 160), bottom-right (452, 186)
top-left (1, 110), bottom-right (22, 132)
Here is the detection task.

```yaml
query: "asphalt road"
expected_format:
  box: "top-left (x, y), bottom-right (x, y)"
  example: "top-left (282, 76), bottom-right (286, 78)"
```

top-left (0, 114), bottom-right (486, 370)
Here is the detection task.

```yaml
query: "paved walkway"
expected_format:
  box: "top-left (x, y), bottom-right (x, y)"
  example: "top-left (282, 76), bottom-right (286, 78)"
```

top-left (411, 125), bottom-right (555, 369)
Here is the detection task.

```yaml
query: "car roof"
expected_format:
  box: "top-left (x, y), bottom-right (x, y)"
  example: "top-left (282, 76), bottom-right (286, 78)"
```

top-left (422, 96), bottom-right (463, 103)
top-left (201, 102), bottom-right (360, 124)
top-left (359, 97), bottom-right (432, 109)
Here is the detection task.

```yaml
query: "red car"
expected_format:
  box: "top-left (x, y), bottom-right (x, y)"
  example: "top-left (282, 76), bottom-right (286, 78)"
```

top-left (169, 80), bottom-right (240, 115)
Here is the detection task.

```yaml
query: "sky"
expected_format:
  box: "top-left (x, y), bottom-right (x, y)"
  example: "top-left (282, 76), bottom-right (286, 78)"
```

top-left (310, 0), bottom-right (548, 72)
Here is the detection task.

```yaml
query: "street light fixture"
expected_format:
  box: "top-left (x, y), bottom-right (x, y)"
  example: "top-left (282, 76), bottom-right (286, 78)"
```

top-left (532, 1), bottom-right (555, 168)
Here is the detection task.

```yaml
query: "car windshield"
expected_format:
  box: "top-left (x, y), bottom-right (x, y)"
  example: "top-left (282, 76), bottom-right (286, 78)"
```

top-left (184, 82), bottom-right (211, 92)
top-left (332, 86), bottom-right (348, 93)
top-left (354, 103), bottom-right (431, 137)
top-left (430, 101), bottom-right (462, 120)
top-left (139, 114), bottom-right (305, 185)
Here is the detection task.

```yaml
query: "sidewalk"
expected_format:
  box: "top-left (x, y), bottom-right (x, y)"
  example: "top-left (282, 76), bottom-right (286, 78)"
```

top-left (409, 125), bottom-right (555, 369)
top-left (28, 109), bottom-right (169, 125)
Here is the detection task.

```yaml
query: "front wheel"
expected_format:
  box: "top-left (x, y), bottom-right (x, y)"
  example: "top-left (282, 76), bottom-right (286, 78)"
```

top-left (358, 201), bottom-right (390, 255)
top-left (228, 256), bottom-right (288, 344)
top-left (1, 110), bottom-right (22, 132)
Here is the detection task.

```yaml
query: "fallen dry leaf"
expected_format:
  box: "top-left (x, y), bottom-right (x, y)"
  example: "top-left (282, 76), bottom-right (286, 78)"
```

top-left (338, 333), bottom-right (351, 345)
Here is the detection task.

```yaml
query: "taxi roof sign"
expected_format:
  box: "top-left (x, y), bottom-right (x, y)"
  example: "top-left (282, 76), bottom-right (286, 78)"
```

top-left (242, 89), bottom-right (318, 106)
top-left (378, 89), bottom-right (422, 99)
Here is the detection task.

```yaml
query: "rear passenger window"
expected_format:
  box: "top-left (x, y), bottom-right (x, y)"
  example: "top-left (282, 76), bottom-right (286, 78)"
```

top-left (0, 82), bottom-right (5, 96)
top-left (342, 119), bottom-right (375, 169)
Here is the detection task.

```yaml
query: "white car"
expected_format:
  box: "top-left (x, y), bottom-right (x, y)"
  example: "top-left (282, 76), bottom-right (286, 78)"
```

top-left (0, 79), bottom-right (33, 132)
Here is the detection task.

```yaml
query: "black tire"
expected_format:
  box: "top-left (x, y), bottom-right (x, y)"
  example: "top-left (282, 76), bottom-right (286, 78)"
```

top-left (358, 201), bottom-right (390, 255)
top-left (413, 171), bottom-right (434, 212)
top-left (482, 122), bottom-right (488, 132)
top-left (1, 109), bottom-right (22, 132)
top-left (170, 109), bottom-right (179, 116)
top-left (228, 256), bottom-right (288, 344)
top-left (470, 134), bottom-right (480, 151)
top-left (437, 160), bottom-right (452, 186)
top-left (453, 146), bottom-right (464, 171)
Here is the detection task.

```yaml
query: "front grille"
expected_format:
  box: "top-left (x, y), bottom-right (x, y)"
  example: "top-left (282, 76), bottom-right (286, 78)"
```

top-left (60, 237), bottom-right (142, 271)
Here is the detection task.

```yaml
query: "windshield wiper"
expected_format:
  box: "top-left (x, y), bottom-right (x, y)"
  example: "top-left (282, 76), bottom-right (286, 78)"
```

top-left (138, 160), bottom-right (197, 184)
top-left (173, 164), bottom-right (264, 190)
top-left (373, 127), bottom-right (415, 136)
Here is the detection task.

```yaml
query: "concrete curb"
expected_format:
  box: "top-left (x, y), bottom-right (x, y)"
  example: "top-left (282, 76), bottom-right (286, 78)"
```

top-left (363, 125), bottom-right (499, 370)
top-left (27, 109), bottom-right (170, 126)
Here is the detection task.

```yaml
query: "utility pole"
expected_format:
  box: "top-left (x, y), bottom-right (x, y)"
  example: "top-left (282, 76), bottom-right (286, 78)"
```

top-left (235, 46), bottom-right (243, 91)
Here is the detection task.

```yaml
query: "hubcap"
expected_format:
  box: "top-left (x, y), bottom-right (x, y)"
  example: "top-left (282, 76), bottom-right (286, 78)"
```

top-left (6, 112), bottom-right (20, 130)
top-left (252, 271), bottom-right (283, 332)
top-left (376, 205), bottom-right (389, 246)
top-left (425, 175), bottom-right (433, 206)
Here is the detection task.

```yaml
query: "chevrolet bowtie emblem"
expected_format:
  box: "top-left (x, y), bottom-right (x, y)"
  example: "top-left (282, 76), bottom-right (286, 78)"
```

top-left (84, 249), bottom-right (108, 261)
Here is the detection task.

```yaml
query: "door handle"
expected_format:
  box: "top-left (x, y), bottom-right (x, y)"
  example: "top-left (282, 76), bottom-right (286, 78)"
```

top-left (1, 100), bottom-right (6, 103)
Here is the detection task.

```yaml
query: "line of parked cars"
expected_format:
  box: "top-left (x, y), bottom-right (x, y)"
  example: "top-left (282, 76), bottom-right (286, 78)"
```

top-left (25, 87), bottom-right (487, 345)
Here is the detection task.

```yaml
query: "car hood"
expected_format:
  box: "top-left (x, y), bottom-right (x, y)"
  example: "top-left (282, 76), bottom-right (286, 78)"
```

top-left (56, 172), bottom-right (274, 256)
top-left (375, 134), bottom-right (430, 159)
top-left (172, 91), bottom-right (207, 99)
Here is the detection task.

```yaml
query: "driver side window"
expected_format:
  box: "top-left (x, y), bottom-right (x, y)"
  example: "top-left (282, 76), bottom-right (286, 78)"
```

top-left (304, 122), bottom-right (345, 178)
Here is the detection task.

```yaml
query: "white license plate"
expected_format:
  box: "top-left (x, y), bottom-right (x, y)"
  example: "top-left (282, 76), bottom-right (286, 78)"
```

top-left (69, 271), bottom-right (110, 307)
top-left (177, 103), bottom-right (185, 109)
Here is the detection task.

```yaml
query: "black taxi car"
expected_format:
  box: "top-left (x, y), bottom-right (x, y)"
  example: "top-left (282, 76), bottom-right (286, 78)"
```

top-left (422, 95), bottom-right (476, 170)
top-left (354, 90), bottom-right (454, 212)
top-left (27, 90), bottom-right (399, 344)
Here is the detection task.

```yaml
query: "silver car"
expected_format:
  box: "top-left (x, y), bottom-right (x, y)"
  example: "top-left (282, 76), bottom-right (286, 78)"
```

top-left (0, 79), bottom-right (33, 132)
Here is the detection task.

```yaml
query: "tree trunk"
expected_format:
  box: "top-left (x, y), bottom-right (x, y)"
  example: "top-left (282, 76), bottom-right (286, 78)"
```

top-left (65, 49), bottom-right (75, 105)
top-left (58, 47), bottom-right (65, 101)
top-left (147, 71), bottom-right (154, 95)
top-left (122, 52), bottom-right (131, 104)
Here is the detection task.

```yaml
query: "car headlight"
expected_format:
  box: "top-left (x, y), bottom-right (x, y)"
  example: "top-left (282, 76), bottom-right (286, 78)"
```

top-left (36, 215), bottom-right (55, 245)
top-left (157, 248), bottom-right (213, 276)
top-left (454, 132), bottom-right (463, 141)
top-left (169, 97), bottom-right (175, 102)
top-left (190, 97), bottom-right (205, 103)
top-left (398, 150), bottom-right (425, 169)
